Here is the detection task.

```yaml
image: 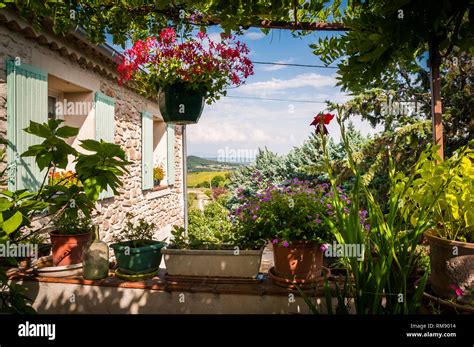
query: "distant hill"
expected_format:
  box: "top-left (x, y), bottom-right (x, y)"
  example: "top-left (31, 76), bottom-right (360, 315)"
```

top-left (187, 155), bottom-right (242, 172)
top-left (187, 155), bottom-right (220, 167)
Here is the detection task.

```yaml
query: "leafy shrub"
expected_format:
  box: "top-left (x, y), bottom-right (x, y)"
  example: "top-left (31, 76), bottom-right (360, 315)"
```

top-left (114, 213), bottom-right (157, 248)
top-left (233, 179), bottom-right (341, 245)
top-left (52, 213), bottom-right (93, 235)
top-left (211, 187), bottom-right (228, 200)
top-left (403, 140), bottom-right (474, 242)
top-left (170, 202), bottom-right (234, 249)
top-left (211, 175), bottom-right (225, 188)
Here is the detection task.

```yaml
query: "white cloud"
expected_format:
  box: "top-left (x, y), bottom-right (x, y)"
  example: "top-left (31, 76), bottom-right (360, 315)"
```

top-left (244, 31), bottom-right (266, 40)
top-left (238, 73), bottom-right (338, 96)
top-left (187, 91), bottom-right (382, 158)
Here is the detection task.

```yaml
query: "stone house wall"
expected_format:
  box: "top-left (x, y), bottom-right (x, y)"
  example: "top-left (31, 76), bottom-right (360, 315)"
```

top-left (0, 12), bottom-right (184, 243)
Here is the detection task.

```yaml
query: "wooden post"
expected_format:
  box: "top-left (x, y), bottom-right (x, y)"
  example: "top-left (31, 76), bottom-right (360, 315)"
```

top-left (182, 125), bottom-right (188, 232)
top-left (428, 40), bottom-right (444, 160)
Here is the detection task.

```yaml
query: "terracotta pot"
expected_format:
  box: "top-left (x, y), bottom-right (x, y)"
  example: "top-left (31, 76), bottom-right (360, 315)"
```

top-left (425, 230), bottom-right (474, 299)
top-left (50, 232), bottom-right (92, 266)
top-left (272, 241), bottom-right (323, 281)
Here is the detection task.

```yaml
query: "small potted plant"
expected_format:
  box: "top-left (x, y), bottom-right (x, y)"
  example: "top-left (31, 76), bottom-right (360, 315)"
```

top-left (49, 212), bottom-right (94, 266)
top-left (153, 165), bottom-right (165, 187)
top-left (19, 119), bottom-right (130, 275)
top-left (110, 213), bottom-right (166, 277)
top-left (234, 179), bottom-right (338, 284)
top-left (117, 28), bottom-right (254, 124)
top-left (406, 141), bottom-right (474, 300)
top-left (161, 202), bottom-right (265, 278)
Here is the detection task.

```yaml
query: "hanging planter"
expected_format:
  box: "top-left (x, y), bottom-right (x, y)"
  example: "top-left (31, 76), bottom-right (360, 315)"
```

top-left (117, 28), bottom-right (254, 124)
top-left (158, 83), bottom-right (205, 124)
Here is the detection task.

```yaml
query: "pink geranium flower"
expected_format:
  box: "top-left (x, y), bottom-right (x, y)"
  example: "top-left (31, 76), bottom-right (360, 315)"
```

top-left (450, 283), bottom-right (464, 296)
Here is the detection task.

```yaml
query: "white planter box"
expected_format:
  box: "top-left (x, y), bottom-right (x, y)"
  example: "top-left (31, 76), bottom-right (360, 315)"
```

top-left (161, 248), bottom-right (263, 278)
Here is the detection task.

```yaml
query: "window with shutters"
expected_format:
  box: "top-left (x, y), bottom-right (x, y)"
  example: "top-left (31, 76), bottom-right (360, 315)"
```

top-left (47, 75), bottom-right (95, 173)
top-left (6, 62), bottom-right (107, 191)
top-left (152, 120), bottom-right (168, 187)
top-left (6, 59), bottom-right (48, 191)
top-left (141, 112), bottom-right (175, 192)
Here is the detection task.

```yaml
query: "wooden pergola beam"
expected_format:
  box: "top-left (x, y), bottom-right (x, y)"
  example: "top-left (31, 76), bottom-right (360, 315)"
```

top-left (198, 19), bottom-right (349, 31)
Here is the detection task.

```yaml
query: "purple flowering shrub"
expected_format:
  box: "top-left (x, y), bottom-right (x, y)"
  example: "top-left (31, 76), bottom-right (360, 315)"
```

top-left (232, 178), bottom-right (350, 245)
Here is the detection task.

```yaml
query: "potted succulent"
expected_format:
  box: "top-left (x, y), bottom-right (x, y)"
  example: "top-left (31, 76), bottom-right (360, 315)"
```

top-left (117, 28), bottom-right (254, 124)
top-left (406, 141), bottom-right (474, 300)
top-left (233, 179), bottom-right (338, 283)
top-left (49, 213), bottom-right (93, 266)
top-left (153, 165), bottom-right (165, 187)
top-left (110, 213), bottom-right (166, 276)
top-left (161, 202), bottom-right (265, 278)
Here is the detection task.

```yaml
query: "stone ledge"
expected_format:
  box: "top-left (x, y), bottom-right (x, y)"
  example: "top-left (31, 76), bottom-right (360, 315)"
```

top-left (145, 188), bottom-right (172, 200)
top-left (8, 268), bottom-right (327, 297)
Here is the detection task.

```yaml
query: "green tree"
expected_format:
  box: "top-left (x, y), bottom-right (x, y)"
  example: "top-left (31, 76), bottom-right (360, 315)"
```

top-left (330, 48), bottom-right (473, 156)
top-left (227, 124), bottom-right (367, 209)
top-left (311, 0), bottom-right (473, 159)
top-left (210, 175), bottom-right (224, 188)
top-left (312, 0), bottom-right (473, 93)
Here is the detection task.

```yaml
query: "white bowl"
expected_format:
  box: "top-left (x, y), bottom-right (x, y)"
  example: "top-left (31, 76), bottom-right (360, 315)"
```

top-left (35, 262), bottom-right (83, 278)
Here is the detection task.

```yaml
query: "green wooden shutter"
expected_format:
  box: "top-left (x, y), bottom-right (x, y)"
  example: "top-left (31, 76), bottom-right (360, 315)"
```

top-left (95, 92), bottom-right (115, 199)
top-left (6, 58), bottom-right (48, 191)
top-left (166, 124), bottom-right (175, 186)
top-left (141, 112), bottom-right (153, 190)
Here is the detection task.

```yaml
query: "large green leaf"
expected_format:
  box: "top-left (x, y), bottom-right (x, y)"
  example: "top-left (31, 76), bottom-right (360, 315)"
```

top-left (55, 126), bottom-right (79, 138)
top-left (2, 211), bottom-right (23, 235)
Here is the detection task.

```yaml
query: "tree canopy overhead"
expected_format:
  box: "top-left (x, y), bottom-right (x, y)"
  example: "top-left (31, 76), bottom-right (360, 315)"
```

top-left (311, 0), bottom-right (473, 93)
top-left (2, 0), bottom-right (345, 46)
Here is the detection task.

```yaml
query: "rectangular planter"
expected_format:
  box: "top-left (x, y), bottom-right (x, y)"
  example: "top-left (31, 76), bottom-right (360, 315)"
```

top-left (161, 248), bottom-right (263, 278)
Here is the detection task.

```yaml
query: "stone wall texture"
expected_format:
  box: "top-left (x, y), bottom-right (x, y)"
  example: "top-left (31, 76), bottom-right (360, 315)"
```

top-left (0, 20), bottom-right (184, 243)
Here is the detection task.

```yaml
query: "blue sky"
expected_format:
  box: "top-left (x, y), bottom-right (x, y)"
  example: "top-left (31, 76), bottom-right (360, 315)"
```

top-left (186, 27), bottom-right (381, 159)
top-left (108, 25), bottom-right (381, 159)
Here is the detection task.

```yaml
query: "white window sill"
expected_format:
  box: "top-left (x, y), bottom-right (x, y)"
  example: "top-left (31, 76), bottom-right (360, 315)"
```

top-left (145, 187), bottom-right (172, 200)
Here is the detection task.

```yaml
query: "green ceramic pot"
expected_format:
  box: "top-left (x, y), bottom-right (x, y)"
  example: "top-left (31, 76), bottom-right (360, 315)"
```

top-left (111, 240), bottom-right (166, 275)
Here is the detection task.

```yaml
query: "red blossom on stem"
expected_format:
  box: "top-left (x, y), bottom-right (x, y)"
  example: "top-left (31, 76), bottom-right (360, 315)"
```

top-left (310, 112), bottom-right (335, 135)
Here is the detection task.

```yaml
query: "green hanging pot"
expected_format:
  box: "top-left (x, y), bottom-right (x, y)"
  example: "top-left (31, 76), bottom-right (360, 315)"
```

top-left (158, 83), bottom-right (206, 124)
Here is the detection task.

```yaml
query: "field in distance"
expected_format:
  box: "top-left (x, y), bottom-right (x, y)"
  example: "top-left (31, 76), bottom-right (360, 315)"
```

top-left (187, 171), bottom-right (231, 188)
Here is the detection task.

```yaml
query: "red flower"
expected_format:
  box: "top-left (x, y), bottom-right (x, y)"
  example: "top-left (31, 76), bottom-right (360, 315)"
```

top-left (310, 113), bottom-right (335, 126)
top-left (116, 27), bottom-right (254, 103)
top-left (310, 112), bottom-right (335, 135)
